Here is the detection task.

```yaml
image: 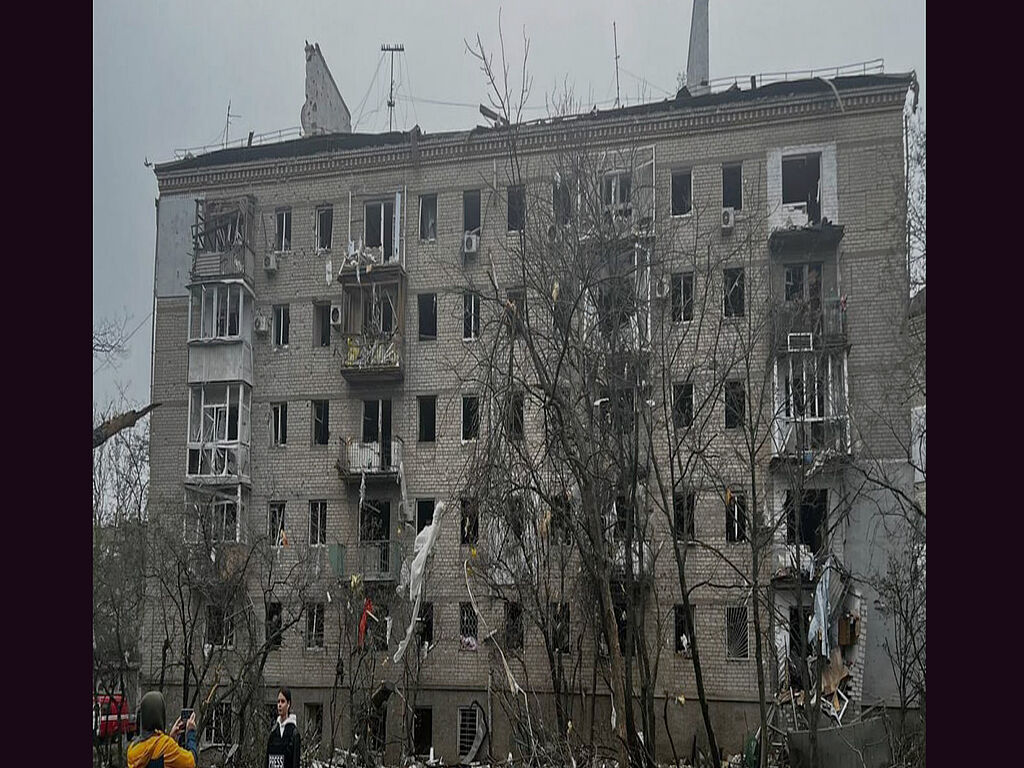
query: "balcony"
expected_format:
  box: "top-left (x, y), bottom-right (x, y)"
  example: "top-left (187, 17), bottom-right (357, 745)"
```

top-left (611, 539), bottom-right (655, 580)
top-left (185, 442), bottom-right (251, 485)
top-left (772, 298), bottom-right (846, 351)
top-left (187, 340), bottom-right (253, 386)
top-left (339, 332), bottom-right (404, 383)
top-left (768, 220), bottom-right (844, 256)
top-left (336, 439), bottom-right (402, 483)
top-left (331, 540), bottom-right (402, 582)
top-left (771, 416), bottom-right (850, 461)
top-left (189, 197), bottom-right (256, 289)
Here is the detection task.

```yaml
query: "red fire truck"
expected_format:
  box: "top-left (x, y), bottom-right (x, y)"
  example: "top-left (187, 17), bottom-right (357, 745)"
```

top-left (93, 694), bottom-right (138, 741)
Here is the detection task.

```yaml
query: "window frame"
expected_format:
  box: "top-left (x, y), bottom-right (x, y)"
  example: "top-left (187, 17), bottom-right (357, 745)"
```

top-left (312, 400), bottom-right (330, 445)
top-left (723, 267), bottom-right (745, 318)
top-left (460, 498), bottom-right (479, 546)
top-left (722, 164), bottom-right (743, 211)
top-left (268, 501), bottom-right (286, 547)
top-left (418, 292), bottom-right (438, 341)
top-left (463, 292), bottom-right (481, 340)
top-left (458, 706), bottom-right (479, 757)
top-left (671, 169), bottom-right (693, 217)
top-left (417, 395), bottom-right (437, 443)
top-left (305, 601), bottom-right (325, 649)
top-left (725, 380), bottom-right (745, 430)
top-left (206, 604), bottom-right (235, 649)
top-left (275, 208), bottom-right (292, 252)
top-left (460, 601), bottom-right (479, 648)
top-left (315, 205), bottom-right (334, 252)
top-left (272, 304), bottom-right (290, 347)
top-left (674, 603), bottom-right (694, 654)
top-left (671, 271), bottom-right (694, 323)
top-left (309, 500), bottom-right (328, 547)
top-left (673, 382), bottom-right (694, 429)
top-left (673, 489), bottom-right (696, 542)
top-left (266, 602), bottom-right (283, 649)
top-left (726, 491), bottom-right (747, 543)
top-left (419, 193), bottom-right (438, 241)
top-left (271, 402), bottom-right (288, 446)
top-left (416, 498), bottom-right (435, 534)
top-left (461, 395), bottom-right (480, 442)
top-left (507, 184), bottom-right (526, 232)
top-left (313, 302), bottom-right (332, 347)
top-left (726, 605), bottom-right (750, 660)
top-left (463, 189), bottom-right (481, 234)
top-left (505, 601), bottom-right (524, 650)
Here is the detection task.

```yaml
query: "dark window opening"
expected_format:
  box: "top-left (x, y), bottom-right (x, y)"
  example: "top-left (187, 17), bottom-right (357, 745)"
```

top-left (458, 707), bottom-right (479, 757)
top-left (553, 179), bottom-right (572, 226)
top-left (312, 400), bottom-right (330, 445)
top-left (506, 390), bottom-right (524, 441)
top-left (418, 396), bottom-right (436, 443)
top-left (505, 288), bottom-right (526, 336)
top-left (359, 501), bottom-right (391, 542)
top-left (207, 604), bottom-right (233, 647)
top-left (726, 491), bottom-right (747, 543)
top-left (550, 602), bottom-right (570, 653)
top-left (550, 497), bottom-right (572, 545)
top-left (269, 502), bottom-right (286, 546)
top-left (412, 708), bottom-right (432, 756)
top-left (463, 293), bottom-right (481, 340)
top-left (309, 500), bottom-right (327, 546)
top-left (460, 498), bottom-right (479, 545)
top-left (273, 305), bottom-right (290, 346)
top-left (275, 208), bottom-right (292, 251)
top-left (722, 164), bottom-right (743, 210)
top-left (671, 170), bottom-right (692, 216)
top-left (416, 499), bottom-right (435, 534)
top-left (306, 602), bottom-right (325, 648)
top-left (505, 601), bottom-right (524, 650)
top-left (788, 606), bottom-right (814, 690)
top-left (724, 268), bottom-right (745, 317)
top-left (417, 601), bottom-right (434, 645)
top-left (266, 602), bottom-right (283, 648)
top-left (508, 185), bottom-right (526, 232)
top-left (314, 303), bottom-right (331, 347)
top-left (673, 382), bottom-right (694, 428)
top-left (674, 604), bottom-right (693, 654)
top-left (727, 606), bottom-right (749, 659)
top-left (785, 489), bottom-right (828, 552)
top-left (419, 194), bottom-right (437, 241)
top-left (462, 396), bottom-right (479, 441)
top-left (304, 703), bottom-right (323, 746)
top-left (316, 207), bottom-right (333, 251)
top-left (725, 380), bottom-right (745, 429)
top-left (463, 189), bottom-right (481, 233)
top-left (674, 490), bottom-right (696, 541)
top-left (784, 263), bottom-right (823, 313)
top-left (418, 293), bottom-right (437, 340)
top-left (671, 272), bottom-right (694, 322)
top-left (782, 154), bottom-right (821, 224)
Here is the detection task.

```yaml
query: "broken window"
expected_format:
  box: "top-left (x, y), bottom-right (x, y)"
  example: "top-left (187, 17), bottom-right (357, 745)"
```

top-left (460, 498), bottom-right (479, 545)
top-left (911, 405), bottom-right (926, 483)
top-left (785, 489), bottom-right (828, 552)
top-left (305, 602), bottom-right (325, 648)
top-left (316, 206), bottom-right (334, 251)
top-left (462, 396), bottom-right (479, 441)
top-left (193, 284), bottom-right (243, 340)
top-left (365, 199), bottom-right (396, 256)
top-left (722, 164), bottom-right (743, 210)
top-left (309, 500), bottom-right (327, 546)
top-left (505, 389), bottom-right (525, 441)
top-left (671, 170), bottom-right (692, 216)
top-left (418, 293), bottom-right (437, 340)
top-left (271, 402), bottom-right (288, 446)
top-left (460, 602), bottom-right (478, 648)
top-left (266, 602), bottom-right (283, 649)
top-left (671, 272), bottom-right (694, 322)
top-left (784, 263), bottom-right (823, 312)
top-left (725, 380), bottom-right (745, 429)
top-left (418, 396), bottom-right (436, 443)
top-left (269, 502), bottom-right (286, 547)
top-left (417, 601), bottom-right (434, 646)
top-left (505, 288), bottom-right (526, 337)
top-left (204, 702), bottom-right (232, 745)
top-left (419, 194), bottom-right (437, 241)
top-left (210, 499), bottom-right (238, 542)
top-left (273, 304), bottom-right (290, 346)
top-left (416, 499), bottom-right (435, 534)
top-left (187, 383), bottom-right (250, 476)
top-left (275, 208), bottom-right (292, 251)
top-left (312, 302), bottom-right (331, 347)
top-left (550, 602), bottom-right (570, 653)
top-left (463, 292), bottom-right (481, 340)
top-left (304, 703), bottom-right (323, 747)
top-left (412, 708), bottom-right (432, 757)
top-left (207, 604), bottom-right (234, 648)
top-left (723, 268), bottom-right (745, 317)
top-left (673, 490), bottom-right (696, 542)
top-left (550, 496), bottom-right (573, 545)
top-left (726, 605), bottom-right (749, 659)
top-left (458, 707), bottom-right (479, 757)
top-left (463, 189), bottom-right (481, 233)
top-left (726, 491), bottom-right (747, 543)
top-left (312, 400), bottom-right (330, 445)
top-left (673, 382), bottom-right (694, 428)
top-left (783, 357), bottom-right (828, 420)
top-left (674, 604), bottom-right (693, 654)
top-left (368, 706), bottom-right (387, 752)
top-left (782, 154), bottom-right (821, 224)
top-left (505, 601), bottom-right (524, 650)
top-left (507, 185), bottom-right (526, 232)
top-left (553, 178), bottom-right (572, 226)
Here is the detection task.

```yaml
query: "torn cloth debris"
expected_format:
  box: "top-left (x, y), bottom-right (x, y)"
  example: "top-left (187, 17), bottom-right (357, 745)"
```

top-left (393, 502), bottom-right (445, 663)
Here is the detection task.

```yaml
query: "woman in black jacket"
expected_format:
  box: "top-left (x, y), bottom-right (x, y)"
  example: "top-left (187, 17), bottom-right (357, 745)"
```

top-left (266, 687), bottom-right (301, 768)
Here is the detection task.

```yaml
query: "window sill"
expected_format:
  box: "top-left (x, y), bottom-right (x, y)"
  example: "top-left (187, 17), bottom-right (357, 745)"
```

top-left (461, 438), bottom-right (479, 445)
top-left (419, 336), bottom-right (437, 342)
top-left (671, 211), bottom-right (693, 219)
top-left (419, 238), bottom-right (437, 244)
top-left (462, 337), bottom-right (479, 343)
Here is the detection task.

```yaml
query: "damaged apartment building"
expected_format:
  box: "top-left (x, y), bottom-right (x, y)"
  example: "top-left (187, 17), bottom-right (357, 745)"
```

top-left (143, 29), bottom-right (920, 764)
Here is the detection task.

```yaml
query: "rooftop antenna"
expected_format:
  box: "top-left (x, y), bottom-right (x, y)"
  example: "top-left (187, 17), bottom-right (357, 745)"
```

top-left (224, 100), bottom-right (241, 148)
top-left (381, 43), bottom-right (405, 132)
top-left (613, 22), bottom-right (621, 108)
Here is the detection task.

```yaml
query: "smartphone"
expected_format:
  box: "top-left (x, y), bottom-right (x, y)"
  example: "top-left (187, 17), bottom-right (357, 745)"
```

top-left (178, 709), bottom-right (193, 741)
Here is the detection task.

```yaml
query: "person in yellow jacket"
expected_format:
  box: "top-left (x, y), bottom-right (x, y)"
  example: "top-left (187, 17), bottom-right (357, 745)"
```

top-left (127, 691), bottom-right (199, 768)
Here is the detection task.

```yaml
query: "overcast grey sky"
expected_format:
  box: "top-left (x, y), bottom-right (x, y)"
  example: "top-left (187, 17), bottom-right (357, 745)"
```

top-left (93, 0), bottom-right (925, 409)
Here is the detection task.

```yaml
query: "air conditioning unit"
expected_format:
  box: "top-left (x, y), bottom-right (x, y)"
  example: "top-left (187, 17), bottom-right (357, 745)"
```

top-left (655, 276), bottom-right (670, 300)
top-left (330, 303), bottom-right (344, 328)
top-left (254, 314), bottom-right (271, 334)
top-left (463, 231), bottom-right (480, 257)
top-left (787, 332), bottom-right (814, 352)
top-left (263, 252), bottom-right (278, 273)
top-left (721, 207), bottom-right (736, 232)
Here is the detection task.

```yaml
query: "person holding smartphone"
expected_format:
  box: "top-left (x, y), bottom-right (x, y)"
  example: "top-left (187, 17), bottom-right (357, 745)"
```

top-left (266, 687), bottom-right (300, 768)
top-left (127, 691), bottom-right (198, 768)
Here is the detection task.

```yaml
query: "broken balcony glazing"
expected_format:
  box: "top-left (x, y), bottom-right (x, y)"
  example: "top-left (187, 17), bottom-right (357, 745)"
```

top-left (190, 196), bottom-right (256, 288)
top-left (336, 269), bottom-right (405, 382)
top-left (186, 382), bottom-right (251, 483)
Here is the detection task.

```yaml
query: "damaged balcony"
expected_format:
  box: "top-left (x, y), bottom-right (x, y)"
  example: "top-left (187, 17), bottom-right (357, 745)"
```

top-left (336, 261), bottom-right (406, 383)
top-left (330, 540), bottom-right (402, 582)
top-left (187, 283), bottom-right (254, 386)
top-left (336, 438), bottom-right (403, 483)
top-left (185, 382), bottom-right (252, 485)
top-left (771, 297), bottom-right (847, 352)
top-left (771, 350), bottom-right (851, 461)
top-left (190, 196), bottom-right (257, 289)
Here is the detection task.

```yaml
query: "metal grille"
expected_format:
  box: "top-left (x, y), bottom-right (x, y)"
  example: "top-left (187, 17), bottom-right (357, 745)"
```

top-left (727, 606), bottom-right (749, 659)
top-left (458, 707), bottom-right (478, 756)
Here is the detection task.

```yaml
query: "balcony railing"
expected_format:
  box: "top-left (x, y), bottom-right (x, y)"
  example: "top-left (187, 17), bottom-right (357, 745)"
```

top-left (337, 540), bottom-right (402, 582)
top-left (772, 298), bottom-right (846, 348)
top-left (190, 248), bottom-right (255, 285)
top-left (340, 333), bottom-right (403, 381)
top-left (337, 439), bottom-right (402, 480)
top-left (186, 442), bottom-right (251, 483)
top-left (772, 416), bottom-right (850, 459)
